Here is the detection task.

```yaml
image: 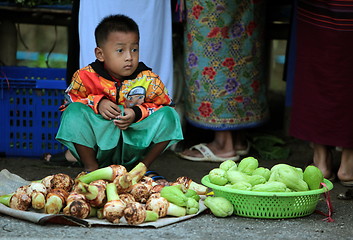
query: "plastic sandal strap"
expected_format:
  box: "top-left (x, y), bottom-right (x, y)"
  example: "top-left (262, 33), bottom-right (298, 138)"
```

top-left (151, 175), bottom-right (166, 180)
top-left (145, 170), bottom-right (167, 181)
top-left (190, 144), bottom-right (214, 160)
top-left (145, 170), bottom-right (158, 176)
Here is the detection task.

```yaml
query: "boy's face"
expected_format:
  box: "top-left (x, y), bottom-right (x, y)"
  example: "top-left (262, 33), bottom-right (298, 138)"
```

top-left (95, 31), bottom-right (139, 79)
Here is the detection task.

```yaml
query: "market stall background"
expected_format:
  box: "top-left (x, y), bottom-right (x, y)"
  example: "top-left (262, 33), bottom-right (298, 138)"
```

top-left (1, 1), bottom-right (353, 239)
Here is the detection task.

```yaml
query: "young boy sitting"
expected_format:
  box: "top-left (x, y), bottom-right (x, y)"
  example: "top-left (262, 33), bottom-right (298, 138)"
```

top-left (56, 14), bottom-right (183, 172)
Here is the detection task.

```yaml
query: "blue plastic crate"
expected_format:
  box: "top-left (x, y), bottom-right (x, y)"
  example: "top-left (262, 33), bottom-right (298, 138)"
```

top-left (0, 66), bottom-right (67, 157)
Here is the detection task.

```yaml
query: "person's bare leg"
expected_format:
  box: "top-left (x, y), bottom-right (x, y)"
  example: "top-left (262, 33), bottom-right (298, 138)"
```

top-left (234, 130), bottom-right (248, 152)
top-left (312, 143), bottom-right (332, 179)
top-left (42, 149), bottom-right (78, 162)
top-left (338, 148), bottom-right (353, 182)
top-left (141, 141), bottom-right (169, 168)
top-left (181, 130), bottom-right (236, 158)
top-left (65, 150), bottom-right (77, 162)
top-left (141, 141), bottom-right (170, 185)
top-left (74, 143), bottom-right (98, 172)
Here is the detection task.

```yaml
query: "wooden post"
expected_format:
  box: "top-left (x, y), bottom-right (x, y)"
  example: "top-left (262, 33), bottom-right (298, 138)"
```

top-left (0, 20), bottom-right (17, 66)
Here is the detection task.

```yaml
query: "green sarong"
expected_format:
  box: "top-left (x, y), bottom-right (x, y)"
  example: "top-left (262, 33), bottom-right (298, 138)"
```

top-left (56, 102), bottom-right (183, 170)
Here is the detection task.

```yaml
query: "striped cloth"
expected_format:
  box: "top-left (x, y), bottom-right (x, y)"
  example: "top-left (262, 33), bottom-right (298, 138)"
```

top-left (297, 0), bottom-right (353, 31)
top-left (289, 0), bottom-right (353, 148)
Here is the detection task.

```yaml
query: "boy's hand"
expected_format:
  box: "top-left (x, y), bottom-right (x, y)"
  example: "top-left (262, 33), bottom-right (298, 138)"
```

top-left (113, 108), bottom-right (135, 130)
top-left (98, 99), bottom-right (121, 120)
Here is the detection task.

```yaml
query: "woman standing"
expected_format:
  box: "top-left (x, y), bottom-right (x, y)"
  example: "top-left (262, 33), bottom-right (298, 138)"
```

top-left (178, 0), bottom-right (269, 162)
top-left (289, 0), bottom-right (353, 185)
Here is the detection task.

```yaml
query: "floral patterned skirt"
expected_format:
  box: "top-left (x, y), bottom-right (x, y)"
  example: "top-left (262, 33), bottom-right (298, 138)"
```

top-left (183, 0), bottom-right (269, 131)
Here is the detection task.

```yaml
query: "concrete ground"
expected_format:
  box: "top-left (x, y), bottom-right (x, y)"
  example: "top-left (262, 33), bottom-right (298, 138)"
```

top-left (1, 96), bottom-right (353, 240)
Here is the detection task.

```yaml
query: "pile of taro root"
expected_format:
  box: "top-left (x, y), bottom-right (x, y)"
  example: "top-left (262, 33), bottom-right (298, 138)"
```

top-left (0, 163), bottom-right (207, 225)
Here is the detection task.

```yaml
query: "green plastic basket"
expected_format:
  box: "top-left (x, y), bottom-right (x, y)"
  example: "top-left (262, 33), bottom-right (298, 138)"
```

top-left (201, 175), bottom-right (333, 219)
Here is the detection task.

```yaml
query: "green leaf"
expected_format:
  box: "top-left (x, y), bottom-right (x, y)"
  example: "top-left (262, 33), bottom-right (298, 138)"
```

top-left (243, 71), bottom-right (251, 78)
top-left (251, 135), bottom-right (290, 160)
top-left (190, 70), bottom-right (200, 86)
top-left (253, 135), bottom-right (286, 145)
top-left (237, 109), bottom-right (245, 117)
top-left (213, 104), bottom-right (225, 116)
top-left (216, 18), bottom-right (225, 28)
top-left (203, 82), bottom-right (210, 93)
top-left (205, 1), bottom-right (214, 10)
top-left (195, 33), bottom-right (204, 42)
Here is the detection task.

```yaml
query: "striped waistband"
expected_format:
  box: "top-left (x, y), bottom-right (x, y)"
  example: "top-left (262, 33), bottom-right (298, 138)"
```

top-left (298, 0), bottom-right (353, 31)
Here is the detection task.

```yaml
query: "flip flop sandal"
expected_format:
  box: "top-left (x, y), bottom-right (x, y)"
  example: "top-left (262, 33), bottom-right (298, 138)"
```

top-left (340, 180), bottom-right (353, 187)
top-left (43, 152), bottom-right (66, 162)
top-left (177, 143), bottom-right (240, 162)
top-left (42, 151), bottom-right (79, 167)
top-left (145, 170), bottom-right (169, 185)
top-left (337, 189), bottom-right (353, 200)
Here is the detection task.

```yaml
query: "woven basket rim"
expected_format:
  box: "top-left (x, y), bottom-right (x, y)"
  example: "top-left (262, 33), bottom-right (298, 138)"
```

top-left (201, 175), bottom-right (333, 197)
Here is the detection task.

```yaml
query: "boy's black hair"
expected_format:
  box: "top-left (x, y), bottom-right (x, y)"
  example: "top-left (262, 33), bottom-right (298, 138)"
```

top-left (94, 14), bottom-right (140, 47)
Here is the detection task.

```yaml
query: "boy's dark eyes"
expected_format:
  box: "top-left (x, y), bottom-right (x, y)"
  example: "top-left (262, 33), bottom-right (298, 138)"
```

top-left (116, 48), bottom-right (138, 53)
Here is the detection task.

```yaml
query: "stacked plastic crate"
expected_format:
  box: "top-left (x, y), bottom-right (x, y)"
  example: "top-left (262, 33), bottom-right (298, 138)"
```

top-left (0, 66), bottom-right (67, 157)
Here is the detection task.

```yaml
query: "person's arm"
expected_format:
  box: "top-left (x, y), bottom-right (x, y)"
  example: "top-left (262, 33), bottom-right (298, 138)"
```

top-left (64, 70), bottom-right (106, 113)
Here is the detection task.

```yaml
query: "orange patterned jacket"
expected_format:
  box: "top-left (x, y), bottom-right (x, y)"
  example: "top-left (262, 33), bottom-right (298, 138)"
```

top-left (62, 60), bottom-right (173, 122)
